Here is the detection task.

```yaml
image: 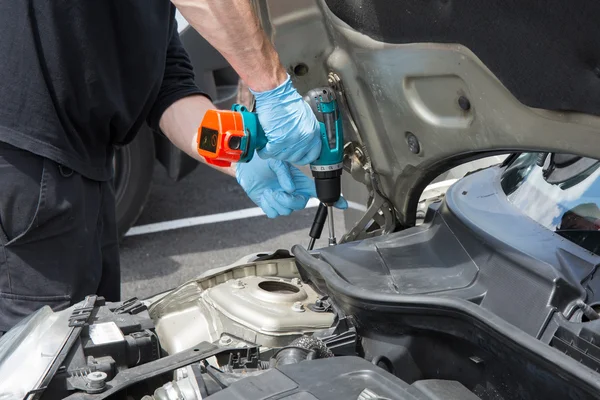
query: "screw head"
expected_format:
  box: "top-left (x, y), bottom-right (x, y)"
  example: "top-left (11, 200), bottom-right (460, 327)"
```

top-left (87, 371), bottom-right (107, 390)
top-left (219, 335), bottom-right (233, 346)
top-left (292, 302), bottom-right (305, 313)
top-left (405, 132), bottom-right (421, 154)
top-left (231, 279), bottom-right (245, 289)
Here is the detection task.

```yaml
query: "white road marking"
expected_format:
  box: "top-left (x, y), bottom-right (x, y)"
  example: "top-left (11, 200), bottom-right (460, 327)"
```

top-left (125, 198), bottom-right (367, 237)
top-left (346, 201), bottom-right (367, 212)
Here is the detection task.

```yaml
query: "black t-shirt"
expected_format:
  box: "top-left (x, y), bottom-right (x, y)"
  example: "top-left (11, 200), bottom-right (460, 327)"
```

top-left (0, 1), bottom-right (207, 181)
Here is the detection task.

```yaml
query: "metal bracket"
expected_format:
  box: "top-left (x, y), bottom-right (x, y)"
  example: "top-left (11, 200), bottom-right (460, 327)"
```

top-left (64, 342), bottom-right (221, 400)
top-left (341, 189), bottom-right (396, 243)
top-left (327, 73), bottom-right (397, 243)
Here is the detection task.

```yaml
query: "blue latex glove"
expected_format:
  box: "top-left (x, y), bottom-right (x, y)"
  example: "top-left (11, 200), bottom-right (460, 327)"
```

top-left (236, 155), bottom-right (348, 219)
top-left (251, 74), bottom-right (322, 165)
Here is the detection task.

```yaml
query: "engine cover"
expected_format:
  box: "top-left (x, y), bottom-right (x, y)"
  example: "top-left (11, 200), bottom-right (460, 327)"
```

top-left (205, 356), bottom-right (480, 400)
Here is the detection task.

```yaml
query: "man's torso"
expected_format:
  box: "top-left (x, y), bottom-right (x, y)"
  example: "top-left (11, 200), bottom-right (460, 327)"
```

top-left (0, 1), bottom-right (176, 180)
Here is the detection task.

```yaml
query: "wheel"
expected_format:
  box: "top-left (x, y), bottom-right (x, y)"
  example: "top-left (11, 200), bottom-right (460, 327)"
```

top-left (113, 126), bottom-right (155, 240)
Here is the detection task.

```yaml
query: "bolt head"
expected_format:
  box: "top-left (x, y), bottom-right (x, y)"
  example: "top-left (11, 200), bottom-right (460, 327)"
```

top-left (292, 302), bottom-right (305, 312)
top-left (219, 335), bottom-right (233, 346)
top-left (405, 132), bottom-right (421, 154)
top-left (86, 371), bottom-right (107, 389)
top-left (231, 279), bottom-right (245, 289)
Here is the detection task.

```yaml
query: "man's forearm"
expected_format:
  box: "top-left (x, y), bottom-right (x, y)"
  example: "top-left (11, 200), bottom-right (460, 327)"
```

top-left (159, 94), bottom-right (236, 177)
top-left (172, 0), bottom-right (287, 91)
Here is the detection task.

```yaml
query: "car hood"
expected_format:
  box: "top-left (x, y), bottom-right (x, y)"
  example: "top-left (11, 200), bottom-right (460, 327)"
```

top-left (251, 0), bottom-right (600, 232)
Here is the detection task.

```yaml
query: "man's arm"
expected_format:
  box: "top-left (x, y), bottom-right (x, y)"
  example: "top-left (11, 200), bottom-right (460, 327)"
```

top-left (171, 0), bottom-right (287, 92)
top-left (146, 6), bottom-right (235, 176)
top-left (168, 0), bottom-right (322, 165)
top-left (158, 94), bottom-right (236, 177)
top-left (153, 3), bottom-right (341, 218)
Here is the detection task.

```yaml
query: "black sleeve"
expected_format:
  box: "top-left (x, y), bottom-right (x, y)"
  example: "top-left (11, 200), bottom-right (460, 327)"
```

top-left (146, 8), bottom-right (211, 132)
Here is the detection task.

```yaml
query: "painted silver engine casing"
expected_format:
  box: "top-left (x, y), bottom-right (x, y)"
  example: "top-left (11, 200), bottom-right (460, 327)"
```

top-left (147, 256), bottom-right (335, 355)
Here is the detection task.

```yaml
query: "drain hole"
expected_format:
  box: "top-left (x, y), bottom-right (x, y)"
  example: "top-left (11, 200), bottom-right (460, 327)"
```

top-left (259, 281), bottom-right (300, 294)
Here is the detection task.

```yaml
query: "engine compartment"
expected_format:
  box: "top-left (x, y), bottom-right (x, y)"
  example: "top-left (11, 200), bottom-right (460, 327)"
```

top-left (157, 355), bottom-right (483, 400)
top-left (30, 152), bottom-right (599, 400)
top-left (52, 261), bottom-right (600, 399)
top-left (51, 172), bottom-right (600, 399)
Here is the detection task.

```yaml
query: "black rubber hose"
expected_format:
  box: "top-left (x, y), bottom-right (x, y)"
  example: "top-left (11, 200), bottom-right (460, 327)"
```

top-left (271, 347), bottom-right (316, 367)
top-left (271, 336), bottom-right (334, 367)
top-left (289, 335), bottom-right (334, 358)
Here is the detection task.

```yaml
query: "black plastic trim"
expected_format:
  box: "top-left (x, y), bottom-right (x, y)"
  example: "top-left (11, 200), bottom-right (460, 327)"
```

top-left (291, 245), bottom-right (600, 395)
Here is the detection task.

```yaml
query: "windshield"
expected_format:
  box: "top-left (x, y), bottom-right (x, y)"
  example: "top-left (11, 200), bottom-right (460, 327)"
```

top-left (501, 152), bottom-right (600, 255)
top-left (502, 153), bottom-right (600, 254)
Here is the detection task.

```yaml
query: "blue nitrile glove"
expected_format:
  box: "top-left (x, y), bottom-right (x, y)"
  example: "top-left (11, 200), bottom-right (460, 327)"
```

top-left (236, 155), bottom-right (348, 219)
top-left (250, 74), bottom-right (322, 165)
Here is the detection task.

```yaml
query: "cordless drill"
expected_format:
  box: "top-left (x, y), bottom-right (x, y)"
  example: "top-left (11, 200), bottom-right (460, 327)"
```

top-left (303, 88), bottom-right (344, 247)
top-left (196, 87), bottom-right (344, 248)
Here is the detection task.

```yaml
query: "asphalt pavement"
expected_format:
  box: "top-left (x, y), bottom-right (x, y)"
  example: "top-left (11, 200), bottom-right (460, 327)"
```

top-left (119, 161), bottom-right (346, 299)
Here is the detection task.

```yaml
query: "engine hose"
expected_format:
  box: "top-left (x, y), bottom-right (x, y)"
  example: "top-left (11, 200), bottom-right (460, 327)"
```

top-left (289, 335), bottom-right (334, 358)
top-left (577, 300), bottom-right (600, 321)
top-left (271, 336), bottom-right (333, 367)
top-left (271, 346), bottom-right (316, 367)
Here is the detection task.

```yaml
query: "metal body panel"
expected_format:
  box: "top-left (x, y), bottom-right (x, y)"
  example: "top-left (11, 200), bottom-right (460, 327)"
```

top-left (255, 0), bottom-right (600, 228)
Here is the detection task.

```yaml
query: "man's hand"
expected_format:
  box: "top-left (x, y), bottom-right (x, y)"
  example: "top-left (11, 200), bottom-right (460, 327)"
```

top-left (159, 95), bottom-right (338, 219)
top-left (236, 155), bottom-right (347, 218)
top-left (251, 74), bottom-right (322, 165)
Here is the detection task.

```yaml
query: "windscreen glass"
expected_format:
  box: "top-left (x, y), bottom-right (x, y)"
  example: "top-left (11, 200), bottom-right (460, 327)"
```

top-left (501, 152), bottom-right (600, 255)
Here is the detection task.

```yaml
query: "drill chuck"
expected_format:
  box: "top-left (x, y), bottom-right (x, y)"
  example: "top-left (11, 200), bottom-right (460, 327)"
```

top-left (312, 168), bottom-right (342, 205)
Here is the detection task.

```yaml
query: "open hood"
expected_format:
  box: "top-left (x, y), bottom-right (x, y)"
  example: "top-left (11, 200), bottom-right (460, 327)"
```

top-left (250, 0), bottom-right (600, 236)
top-left (7, 3), bottom-right (600, 399)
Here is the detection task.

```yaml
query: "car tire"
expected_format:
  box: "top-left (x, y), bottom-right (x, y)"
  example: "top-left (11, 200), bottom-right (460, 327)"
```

top-left (113, 126), bottom-right (155, 240)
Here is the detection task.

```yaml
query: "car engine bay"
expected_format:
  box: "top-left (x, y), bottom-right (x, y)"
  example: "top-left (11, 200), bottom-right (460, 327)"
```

top-left (16, 162), bottom-right (599, 399)
top-left (2, 0), bottom-right (600, 398)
